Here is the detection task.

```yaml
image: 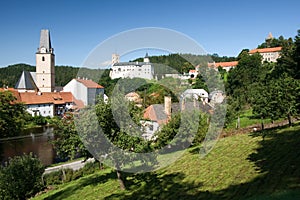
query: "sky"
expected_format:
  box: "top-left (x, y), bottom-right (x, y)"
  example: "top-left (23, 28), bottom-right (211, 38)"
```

top-left (0, 0), bottom-right (299, 68)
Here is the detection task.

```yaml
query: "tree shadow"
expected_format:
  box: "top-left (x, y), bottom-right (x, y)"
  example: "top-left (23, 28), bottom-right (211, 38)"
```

top-left (44, 169), bottom-right (117, 200)
top-left (43, 125), bottom-right (300, 199)
top-left (105, 171), bottom-right (217, 200)
top-left (216, 125), bottom-right (300, 199)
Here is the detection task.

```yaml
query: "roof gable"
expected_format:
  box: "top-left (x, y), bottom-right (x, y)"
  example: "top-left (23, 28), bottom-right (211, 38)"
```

top-left (76, 79), bottom-right (104, 89)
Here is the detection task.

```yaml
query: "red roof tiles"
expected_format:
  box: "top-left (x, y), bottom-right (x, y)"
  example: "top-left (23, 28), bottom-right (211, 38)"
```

top-left (208, 61), bottom-right (238, 68)
top-left (19, 92), bottom-right (74, 105)
top-left (249, 47), bottom-right (282, 54)
top-left (76, 79), bottom-right (104, 89)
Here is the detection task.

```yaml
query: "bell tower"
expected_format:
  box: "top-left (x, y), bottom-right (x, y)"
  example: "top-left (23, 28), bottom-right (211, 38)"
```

top-left (36, 29), bottom-right (55, 92)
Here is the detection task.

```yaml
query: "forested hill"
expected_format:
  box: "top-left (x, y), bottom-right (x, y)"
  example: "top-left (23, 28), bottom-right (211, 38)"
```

top-left (133, 53), bottom-right (236, 74)
top-left (0, 54), bottom-right (237, 88)
top-left (0, 64), bottom-right (105, 88)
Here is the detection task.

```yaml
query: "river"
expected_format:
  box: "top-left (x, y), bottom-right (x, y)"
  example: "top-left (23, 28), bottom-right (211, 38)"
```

top-left (0, 126), bottom-right (55, 166)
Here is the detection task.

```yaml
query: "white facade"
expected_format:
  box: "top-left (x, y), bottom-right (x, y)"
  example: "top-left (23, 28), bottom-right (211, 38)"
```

top-left (109, 54), bottom-right (154, 80)
top-left (181, 89), bottom-right (209, 103)
top-left (140, 120), bottom-right (160, 140)
top-left (249, 47), bottom-right (282, 63)
top-left (64, 79), bottom-right (88, 105)
top-left (26, 104), bottom-right (54, 117)
top-left (110, 62), bottom-right (154, 80)
top-left (63, 79), bottom-right (104, 106)
top-left (259, 51), bottom-right (281, 62)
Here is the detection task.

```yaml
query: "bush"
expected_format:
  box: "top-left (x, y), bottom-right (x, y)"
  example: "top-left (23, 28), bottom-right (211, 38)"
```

top-left (44, 161), bottom-right (101, 186)
top-left (0, 153), bottom-right (45, 199)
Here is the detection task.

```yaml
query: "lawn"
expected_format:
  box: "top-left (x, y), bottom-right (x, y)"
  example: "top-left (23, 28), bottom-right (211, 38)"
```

top-left (33, 124), bottom-right (300, 200)
top-left (226, 109), bottom-right (281, 129)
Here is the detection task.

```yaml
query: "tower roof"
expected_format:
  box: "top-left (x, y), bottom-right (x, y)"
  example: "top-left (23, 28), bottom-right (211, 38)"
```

top-left (39, 29), bottom-right (53, 53)
top-left (15, 71), bottom-right (38, 90)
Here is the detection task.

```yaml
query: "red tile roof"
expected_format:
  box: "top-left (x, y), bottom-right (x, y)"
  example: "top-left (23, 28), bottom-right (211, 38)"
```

top-left (189, 70), bottom-right (197, 73)
top-left (208, 61), bottom-right (239, 68)
top-left (19, 92), bottom-right (74, 105)
top-left (249, 47), bottom-right (282, 54)
top-left (76, 79), bottom-right (104, 89)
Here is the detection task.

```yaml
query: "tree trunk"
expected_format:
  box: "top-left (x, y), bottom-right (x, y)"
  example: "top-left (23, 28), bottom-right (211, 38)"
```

top-left (116, 170), bottom-right (126, 190)
top-left (261, 117), bottom-right (264, 130)
top-left (236, 115), bottom-right (240, 129)
top-left (288, 113), bottom-right (292, 127)
top-left (115, 162), bottom-right (126, 190)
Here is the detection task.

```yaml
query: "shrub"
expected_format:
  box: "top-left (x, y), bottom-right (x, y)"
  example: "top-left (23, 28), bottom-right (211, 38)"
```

top-left (0, 153), bottom-right (45, 199)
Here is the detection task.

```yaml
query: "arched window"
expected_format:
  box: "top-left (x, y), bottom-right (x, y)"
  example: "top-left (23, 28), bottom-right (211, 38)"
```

top-left (42, 56), bottom-right (45, 61)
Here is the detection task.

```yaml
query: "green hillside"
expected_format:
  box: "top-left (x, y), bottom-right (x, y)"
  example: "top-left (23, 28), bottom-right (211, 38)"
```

top-left (0, 64), bottom-right (106, 88)
top-left (34, 124), bottom-right (300, 200)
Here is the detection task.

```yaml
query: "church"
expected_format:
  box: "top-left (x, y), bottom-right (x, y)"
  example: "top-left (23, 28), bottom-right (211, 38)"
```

top-left (13, 29), bottom-right (103, 117)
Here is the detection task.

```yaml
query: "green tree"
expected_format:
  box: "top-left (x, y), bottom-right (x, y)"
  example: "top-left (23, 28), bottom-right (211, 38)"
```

top-left (76, 94), bottom-right (151, 190)
top-left (0, 153), bottom-right (45, 199)
top-left (0, 91), bottom-right (28, 137)
top-left (227, 53), bottom-right (263, 105)
top-left (51, 113), bottom-right (91, 161)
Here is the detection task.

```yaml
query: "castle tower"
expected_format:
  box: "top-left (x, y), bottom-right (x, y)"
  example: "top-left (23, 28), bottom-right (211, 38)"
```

top-left (36, 29), bottom-right (55, 92)
top-left (112, 53), bottom-right (120, 66)
top-left (143, 52), bottom-right (150, 63)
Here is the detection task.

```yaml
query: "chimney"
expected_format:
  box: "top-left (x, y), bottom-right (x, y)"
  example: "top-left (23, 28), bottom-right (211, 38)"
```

top-left (164, 96), bottom-right (171, 119)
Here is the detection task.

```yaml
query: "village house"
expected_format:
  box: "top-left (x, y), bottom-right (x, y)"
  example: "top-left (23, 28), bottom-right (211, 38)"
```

top-left (63, 78), bottom-right (104, 106)
top-left (249, 46), bottom-right (282, 63)
top-left (207, 61), bottom-right (239, 72)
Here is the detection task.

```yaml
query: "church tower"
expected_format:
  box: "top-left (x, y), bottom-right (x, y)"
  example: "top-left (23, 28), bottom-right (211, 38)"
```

top-left (36, 29), bottom-right (55, 92)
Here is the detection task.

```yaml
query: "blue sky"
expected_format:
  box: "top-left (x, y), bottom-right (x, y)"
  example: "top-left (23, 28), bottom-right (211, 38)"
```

top-left (0, 0), bottom-right (299, 67)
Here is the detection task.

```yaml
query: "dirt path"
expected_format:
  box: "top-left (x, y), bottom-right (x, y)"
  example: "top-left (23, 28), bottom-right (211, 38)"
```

top-left (221, 119), bottom-right (299, 138)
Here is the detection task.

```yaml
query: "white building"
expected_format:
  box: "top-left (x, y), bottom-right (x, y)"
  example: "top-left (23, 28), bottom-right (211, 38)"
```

top-left (63, 78), bottom-right (104, 106)
top-left (181, 89), bottom-right (209, 103)
top-left (249, 47), bottom-right (282, 63)
top-left (109, 53), bottom-right (154, 80)
top-left (18, 91), bottom-right (76, 117)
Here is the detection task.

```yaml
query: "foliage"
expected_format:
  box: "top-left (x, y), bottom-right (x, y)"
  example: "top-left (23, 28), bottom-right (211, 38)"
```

top-left (153, 110), bottom-right (209, 149)
top-left (0, 153), bottom-right (45, 199)
top-left (51, 113), bottom-right (91, 160)
top-left (33, 124), bottom-right (300, 200)
top-left (251, 75), bottom-right (300, 126)
top-left (44, 161), bottom-right (100, 186)
top-left (257, 35), bottom-right (293, 49)
top-left (0, 91), bottom-right (28, 137)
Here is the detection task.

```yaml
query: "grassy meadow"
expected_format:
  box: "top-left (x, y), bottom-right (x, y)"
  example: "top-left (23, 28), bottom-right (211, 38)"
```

top-left (33, 124), bottom-right (300, 200)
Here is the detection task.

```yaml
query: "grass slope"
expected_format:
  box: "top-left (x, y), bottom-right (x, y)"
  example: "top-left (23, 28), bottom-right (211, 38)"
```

top-left (34, 124), bottom-right (300, 200)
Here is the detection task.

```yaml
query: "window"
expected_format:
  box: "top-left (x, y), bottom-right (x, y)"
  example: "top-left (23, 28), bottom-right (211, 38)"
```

top-left (42, 56), bottom-right (45, 61)
top-left (149, 125), bottom-right (154, 131)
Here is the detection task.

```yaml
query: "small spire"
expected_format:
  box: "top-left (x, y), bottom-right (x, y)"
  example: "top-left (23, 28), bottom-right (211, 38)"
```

top-left (266, 32), bottom-right (273, 40)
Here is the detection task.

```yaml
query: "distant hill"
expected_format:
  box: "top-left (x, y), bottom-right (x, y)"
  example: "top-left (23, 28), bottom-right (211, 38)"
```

top-left (0, 64), bottom-right (106, 88)
top-left (133, 53), bottom-right (237, 74)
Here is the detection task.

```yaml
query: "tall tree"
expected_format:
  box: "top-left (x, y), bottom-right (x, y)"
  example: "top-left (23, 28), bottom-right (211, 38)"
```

top-left (0, 91), bottom-right (28, 137)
